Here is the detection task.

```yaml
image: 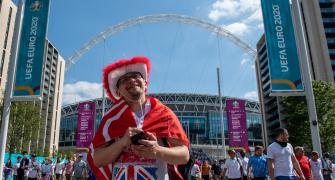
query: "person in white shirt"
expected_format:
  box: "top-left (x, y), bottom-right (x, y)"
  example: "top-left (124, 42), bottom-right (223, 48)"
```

top-left (310, 151), bottom-right (324, 180)
top-left (55, 157), bottom-right (65, 180)
top-left (13, 156), bottom-right (22, 180)
top-left (240, 151), bottom-right (249, 180)
top-left (267, 128), bottom-right (305, 180)
top-left (191, 160), bottom-right (202, 180)
top-left (27, 154), bottom-right (41, 180)
top-left (222, 149), bottom-right (243, 180)
top-left (41, 158), bottom-right (54, 180)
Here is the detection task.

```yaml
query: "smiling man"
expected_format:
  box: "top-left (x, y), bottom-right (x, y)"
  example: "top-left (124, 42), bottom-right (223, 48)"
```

top-left (87, 56), bottom-right (190, 180)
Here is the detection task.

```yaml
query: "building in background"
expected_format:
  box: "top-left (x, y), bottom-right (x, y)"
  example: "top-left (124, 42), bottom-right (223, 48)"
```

top-left (255, 35), bottom-right (284, 146)
top-left (33, 39), bottom-right (65, 154)
top-left (59, 93), bottom-right (262, 158)
top-left (256, 0), bottom-right (335, 146)
top-left (0, 0), bottom-right (17, 102)
top-left (300, 0), bottom-right (335, 82)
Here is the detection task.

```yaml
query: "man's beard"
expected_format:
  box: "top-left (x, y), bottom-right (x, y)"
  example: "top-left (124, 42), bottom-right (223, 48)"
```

top-left (129, 92), bottom-right (142, 101)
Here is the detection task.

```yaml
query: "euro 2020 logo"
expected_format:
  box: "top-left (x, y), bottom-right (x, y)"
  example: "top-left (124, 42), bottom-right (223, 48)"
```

top-left (84, 103), bottom-right (91, 111)
top-left (232, 100), bottom-right (239, 108)
top-left (31, 1), bottom-right (42, 12)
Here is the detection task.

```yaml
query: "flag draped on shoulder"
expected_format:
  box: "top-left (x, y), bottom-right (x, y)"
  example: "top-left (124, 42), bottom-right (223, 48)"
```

top-left (87, 96), bottom-right (189, 179)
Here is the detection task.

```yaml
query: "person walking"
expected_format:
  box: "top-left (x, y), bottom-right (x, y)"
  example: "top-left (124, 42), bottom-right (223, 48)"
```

top-left (27, 154), bottom-right (41, 180)
top-left (322, 153), bottom-right (333, 180)
top-left (17, 152), bottom-right (30, 180)
top-left (13, 156), bottom-right (22, 180)
top-left (241, 151), bottom-right (249, 180)
top-left (212, 159), bottom-right (222, 180)
top-left (267, 128), bottom-right (305, 180)
top-left (191, 160), bottom-right (201, 180)
top-left (64, 156), bottom-right (74, 180)
top-left (72, 154), bottom-right (87, 180)
top-left (247, 146), bottom-right (267, 180)
top-left (41, 158), bottom-right (54, 180)
top-left (310, 151), bottom-right (324, 180)
top-left (3, 159), bottom-right (13, 180)
top-left (222, 149), bottom-right (243, 180)
top-left (54, 157), bottom-right (65, 180)
top-left (294, 147), bottom-right (312, 180)
top-left (201, 160), bottom-right (211, 180)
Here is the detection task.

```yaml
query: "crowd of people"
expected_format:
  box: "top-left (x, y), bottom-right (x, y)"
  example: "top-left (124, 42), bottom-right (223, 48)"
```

top-left (2, 152), bottom-right (92, 180)
top-left (190, 128), bottom-right (335, 180)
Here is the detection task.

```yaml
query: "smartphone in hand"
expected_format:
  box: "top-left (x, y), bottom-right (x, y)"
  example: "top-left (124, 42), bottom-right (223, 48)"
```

top-left (131, 131), bottom-right (146, 145)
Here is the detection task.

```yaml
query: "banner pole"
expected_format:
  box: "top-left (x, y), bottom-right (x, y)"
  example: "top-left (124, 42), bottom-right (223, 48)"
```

top-left (217, 67), bottom-right (226, 159)
top-left (291, 0), bottom-right (322, 155)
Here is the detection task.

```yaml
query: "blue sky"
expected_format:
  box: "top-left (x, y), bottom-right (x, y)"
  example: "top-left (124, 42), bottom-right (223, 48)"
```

top-left (46, 0), bottom-right (264, 105)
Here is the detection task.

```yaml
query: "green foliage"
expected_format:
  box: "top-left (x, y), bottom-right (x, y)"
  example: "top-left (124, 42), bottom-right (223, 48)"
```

top-left (43, 146), bottom-right (50, 157)
top-left (7, 102), bottom-right (42, 154)
top-left (281, 80), bottom-right (335, 152)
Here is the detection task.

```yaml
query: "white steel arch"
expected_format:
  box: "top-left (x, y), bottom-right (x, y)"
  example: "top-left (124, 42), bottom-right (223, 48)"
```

top-left (65, 14), bottom-right (257, 71)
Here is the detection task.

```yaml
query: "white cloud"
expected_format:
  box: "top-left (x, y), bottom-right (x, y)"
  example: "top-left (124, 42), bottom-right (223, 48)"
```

top-left (62, 81), bottom-right (103, 105)
top-left (240, 58), bottom-right (249, 65)
top-left (224, 22), bottom-right (249, 36)
top-left (246, 9), bottom-right (263, 23)
top-left (208, 0), bottom-right (262, 24)
top-left (244, 91), bottom-right (258, 101)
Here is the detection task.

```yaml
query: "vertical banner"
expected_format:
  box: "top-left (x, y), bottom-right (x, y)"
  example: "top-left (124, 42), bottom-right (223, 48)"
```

top-left (77, 102), bottom-right (96, 148)
top-left (14, 0), bottom-right (50, 97)
top-left (226, 99), bottom-right (248, 149)
top-left (260, 0), bottom-right (304, 94)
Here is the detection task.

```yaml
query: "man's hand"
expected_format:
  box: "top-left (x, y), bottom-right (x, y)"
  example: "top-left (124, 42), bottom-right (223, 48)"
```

top-left (131, 132), bottom-right (161, 159)
top-left (120, 127), bottom-right (143, 148)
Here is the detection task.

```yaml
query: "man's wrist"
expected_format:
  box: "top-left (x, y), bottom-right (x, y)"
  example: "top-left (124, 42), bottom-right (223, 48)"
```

top-left (154, 145), bottom-right (164, 160)
top-left (119, 137), bottom-right (129, 149)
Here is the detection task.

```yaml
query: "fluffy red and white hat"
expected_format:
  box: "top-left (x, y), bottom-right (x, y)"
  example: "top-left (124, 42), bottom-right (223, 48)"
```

top-left (103, 56), bottom-right (151, 101)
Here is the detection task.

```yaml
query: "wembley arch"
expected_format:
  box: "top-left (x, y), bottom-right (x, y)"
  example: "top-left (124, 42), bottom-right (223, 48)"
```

top-left (65, 14), bottom-right (257, 71)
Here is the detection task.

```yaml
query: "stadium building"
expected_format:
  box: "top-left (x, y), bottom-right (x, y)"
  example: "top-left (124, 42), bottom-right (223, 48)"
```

top-left (59, 93), bottom-right (262, 158)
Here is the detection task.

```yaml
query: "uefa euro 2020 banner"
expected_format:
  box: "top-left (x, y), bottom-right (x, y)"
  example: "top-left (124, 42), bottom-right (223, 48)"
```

top-left (14, 0), bottom-right (50, 97)
top-left (260, 0), bottom-right (304, 95)
top-left (77, 102), bottom-right (96, 148)
top-left (226, 99), bottom-right (248, 149)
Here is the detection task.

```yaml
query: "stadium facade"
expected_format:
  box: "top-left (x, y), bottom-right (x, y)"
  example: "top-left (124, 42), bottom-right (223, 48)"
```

top-left (59, 93), bottom-right (262, 157)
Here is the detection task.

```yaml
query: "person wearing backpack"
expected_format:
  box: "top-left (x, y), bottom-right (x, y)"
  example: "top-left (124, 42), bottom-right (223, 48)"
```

top-left (222, 149), bottom-right (243, 180)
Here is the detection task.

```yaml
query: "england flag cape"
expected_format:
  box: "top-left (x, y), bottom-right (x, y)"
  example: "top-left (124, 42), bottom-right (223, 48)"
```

top-left (87, 96), bottom-right (189, 180)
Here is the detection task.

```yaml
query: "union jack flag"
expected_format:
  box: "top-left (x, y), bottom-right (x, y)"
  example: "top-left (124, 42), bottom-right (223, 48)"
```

top-left (113, 165), bottom-right (158, 180)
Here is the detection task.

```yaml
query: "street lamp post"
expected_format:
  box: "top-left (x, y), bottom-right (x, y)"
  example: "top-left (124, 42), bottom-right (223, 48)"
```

top-left (71, 132), bottom-right (75, 147)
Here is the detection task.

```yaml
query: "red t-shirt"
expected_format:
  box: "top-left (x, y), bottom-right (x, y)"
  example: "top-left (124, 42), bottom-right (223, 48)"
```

top-left (297, 156), bottom-right (312, 178)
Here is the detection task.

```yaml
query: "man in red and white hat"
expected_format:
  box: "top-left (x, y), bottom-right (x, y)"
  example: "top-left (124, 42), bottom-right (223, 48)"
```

top-left (87, 56), bottom-right (190, 180)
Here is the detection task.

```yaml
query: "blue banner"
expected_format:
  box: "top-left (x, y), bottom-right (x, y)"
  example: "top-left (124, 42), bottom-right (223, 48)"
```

top-left (261, 0), bottom-right (304, 93)
top-left (14, 0), bottom-right (50, 97)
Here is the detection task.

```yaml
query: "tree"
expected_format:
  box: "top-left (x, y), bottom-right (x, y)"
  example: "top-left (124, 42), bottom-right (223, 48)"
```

top-left (7, 101), bottom-right (42, 154)
top-left (281, 80), bottom-right (335, 152)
